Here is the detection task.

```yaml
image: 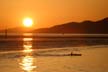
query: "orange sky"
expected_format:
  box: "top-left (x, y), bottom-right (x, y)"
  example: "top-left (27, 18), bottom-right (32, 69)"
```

top-left (0, 0), bottom-right (108, 30)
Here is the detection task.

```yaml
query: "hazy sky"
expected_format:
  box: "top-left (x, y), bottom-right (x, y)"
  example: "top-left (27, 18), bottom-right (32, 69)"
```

top-left (0, 0), bottom-right (108, 29)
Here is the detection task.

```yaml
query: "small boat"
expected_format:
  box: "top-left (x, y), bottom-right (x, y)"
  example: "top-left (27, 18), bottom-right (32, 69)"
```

top-left (70, 52), bottom-right (82, 56)
top-left (70, 53), bottom-right (82, 56)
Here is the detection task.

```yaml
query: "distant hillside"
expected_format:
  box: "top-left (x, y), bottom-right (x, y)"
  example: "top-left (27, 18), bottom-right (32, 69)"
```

top-left (0, 17), bottom-right (108, 34)
top-left (0, 27), bottom-right (33, 33)
top-left (33, 17), bottom-right (108, 34)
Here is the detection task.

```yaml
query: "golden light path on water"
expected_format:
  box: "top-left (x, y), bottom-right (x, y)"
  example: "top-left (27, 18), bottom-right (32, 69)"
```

top-left (23, 38), bottom-right (33, 53)
top-left (19, 35), bottom-right (37, 72)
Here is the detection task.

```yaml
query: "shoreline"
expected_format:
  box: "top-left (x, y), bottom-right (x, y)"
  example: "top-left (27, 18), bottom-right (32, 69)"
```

top-left (0, 45), bottom-right (108, 55)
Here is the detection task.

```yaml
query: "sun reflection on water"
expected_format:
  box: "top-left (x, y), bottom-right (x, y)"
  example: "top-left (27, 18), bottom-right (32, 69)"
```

top-left (19, 37), bottom-right (37, 72)
top-left (23, 38), bottom-right (33, 53)
top-left (20, 55), bottom-right (37, 72)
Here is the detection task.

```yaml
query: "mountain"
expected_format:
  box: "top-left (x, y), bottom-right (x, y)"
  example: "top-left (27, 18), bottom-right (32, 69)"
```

top-left (0, 17), bottom-right (108, 34)
top-left (33, 17), bottom-right (108, 34)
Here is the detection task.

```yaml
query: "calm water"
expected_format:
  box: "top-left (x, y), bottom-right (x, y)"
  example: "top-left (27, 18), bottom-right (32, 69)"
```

top-left (0, 33), bottom-right (108, 72)
top-left (0, 36), bottom-right (37, 72)
top-left (19, 37), bottom-right (37, 72)
top-left (0, 33), bottom-right (108, 51)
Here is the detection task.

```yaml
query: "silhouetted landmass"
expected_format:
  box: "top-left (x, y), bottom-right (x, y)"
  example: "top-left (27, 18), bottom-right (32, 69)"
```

top-left (0, 17), bottom-right (108, 34)
top-left (33, 17), bottom-right (108, 34)
top-left (0, 27), bottom-right (33, 33)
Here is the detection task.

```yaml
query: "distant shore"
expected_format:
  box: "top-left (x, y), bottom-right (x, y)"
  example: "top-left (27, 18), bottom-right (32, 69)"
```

top-left (1, 33), bottom-right (108, 38)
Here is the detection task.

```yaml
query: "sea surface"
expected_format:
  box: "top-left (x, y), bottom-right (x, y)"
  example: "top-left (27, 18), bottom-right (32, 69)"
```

top-left (0, 33), bottom-right (108, 72)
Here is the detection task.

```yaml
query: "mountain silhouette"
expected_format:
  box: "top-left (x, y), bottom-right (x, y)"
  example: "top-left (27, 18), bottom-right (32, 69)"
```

top-left (33, 17), bottom-right (108, 34)
top-left (0, 17), bottom-right (108, 34)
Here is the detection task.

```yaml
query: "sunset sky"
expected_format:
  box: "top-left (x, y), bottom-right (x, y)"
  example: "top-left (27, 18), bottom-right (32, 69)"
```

top-left (0, 0), bottom-right (108, 30)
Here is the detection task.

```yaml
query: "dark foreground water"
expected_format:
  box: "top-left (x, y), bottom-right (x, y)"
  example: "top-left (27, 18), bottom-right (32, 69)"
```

top-left (0, 34), bottom-right (108, 51)
top-left (0, 34), bottom-right (108, 72)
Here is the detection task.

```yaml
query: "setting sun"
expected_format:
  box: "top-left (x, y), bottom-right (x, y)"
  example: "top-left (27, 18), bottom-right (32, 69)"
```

top-left (23, 18), bottom-right (33, 27)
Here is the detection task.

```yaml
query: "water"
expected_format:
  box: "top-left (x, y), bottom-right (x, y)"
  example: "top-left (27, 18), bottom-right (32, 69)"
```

top-left (0, 33), bottom-right (108, 72)
top-left (1, 33), bottom-right (108, 51)
top-left (19, 37), bottom-right (37, 72)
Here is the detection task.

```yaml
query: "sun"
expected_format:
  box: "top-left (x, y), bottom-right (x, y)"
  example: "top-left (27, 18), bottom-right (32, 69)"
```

top-left (23, 18), bottom-right (33, 27)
